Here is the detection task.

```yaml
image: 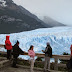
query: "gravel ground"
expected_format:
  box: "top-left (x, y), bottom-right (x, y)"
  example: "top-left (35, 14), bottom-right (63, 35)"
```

top-left (0, 66), bottom-right (42, 72)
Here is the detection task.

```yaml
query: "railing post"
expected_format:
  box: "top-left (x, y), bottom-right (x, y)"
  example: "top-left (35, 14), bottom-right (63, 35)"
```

top-left (54, 57), bottom-right (58, 70)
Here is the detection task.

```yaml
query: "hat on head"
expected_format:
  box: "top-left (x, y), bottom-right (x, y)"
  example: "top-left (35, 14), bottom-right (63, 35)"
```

top-left (71, 45), bottom-right (72, 48)
top-left (47, 42), bottom-right (50, 45)
top-left (6, 35), bottom-right (10, 40)
top-left (16, 40), bottom-right (19, 44)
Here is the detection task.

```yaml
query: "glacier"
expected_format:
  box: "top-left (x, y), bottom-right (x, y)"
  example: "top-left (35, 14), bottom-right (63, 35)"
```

top-left (0, 26), bottom-right (72, 60)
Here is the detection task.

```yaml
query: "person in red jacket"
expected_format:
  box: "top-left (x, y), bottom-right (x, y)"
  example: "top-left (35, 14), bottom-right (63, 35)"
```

top-left (5, 35), bottom-right (12, 60)
top-left (70, 45), bottom-right (72, 68)
top-left (70, 45), bottom-right (72, 57)
top-left (67, 45), bottom-right (72, 70)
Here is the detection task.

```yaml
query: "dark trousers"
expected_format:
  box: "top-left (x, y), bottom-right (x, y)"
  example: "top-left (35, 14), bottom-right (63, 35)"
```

top-left (12, 55), bottom-right (18, 67)
top-left (67, 57), bottom-right (72, 70)
top-left (7, 50), bottom-right (11, 60)
top-left (70, 57), bottom-right (72, 68)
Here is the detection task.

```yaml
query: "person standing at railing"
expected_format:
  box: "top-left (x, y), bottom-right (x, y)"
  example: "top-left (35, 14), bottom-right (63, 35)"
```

top-left (70, 45), bottom-right (72, 58)
top-left (12, 40), bottom-right (25, 68)
top-left (42, 42), bottom-right (52, 72)
top-left (66, 45), bottom-right (72, 71)
top-left (28, 45), bottom-right (35, 72)
top-left (5, 35), bottom-right (12, 60)
top-left (70, 45), bottom-right (72, 68)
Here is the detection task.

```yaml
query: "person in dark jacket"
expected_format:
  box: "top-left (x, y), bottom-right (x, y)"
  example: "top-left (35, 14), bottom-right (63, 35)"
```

top-left (5, 35), bottom-right (12, 60)
top-left (12, 40), bottom-right (25, 68)
top-left (42, 42), bottom-right (52, 72)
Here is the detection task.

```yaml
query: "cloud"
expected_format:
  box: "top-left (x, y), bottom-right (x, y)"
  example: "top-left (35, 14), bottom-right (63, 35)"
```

top-left (13, 0), bottom-right (72, 25)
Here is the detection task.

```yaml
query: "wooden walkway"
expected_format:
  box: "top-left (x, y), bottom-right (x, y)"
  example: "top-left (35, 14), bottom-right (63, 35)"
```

top-left (0, 65), bottom-right (64, 72)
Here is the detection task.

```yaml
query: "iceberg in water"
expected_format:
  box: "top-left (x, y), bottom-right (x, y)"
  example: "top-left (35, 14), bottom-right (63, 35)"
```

top-left (0, 26), bottom-right (72, 60)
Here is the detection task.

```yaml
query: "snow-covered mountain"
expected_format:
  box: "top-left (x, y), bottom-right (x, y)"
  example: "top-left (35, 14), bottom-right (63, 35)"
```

top-left (0, 26), bottom-right (72, 59)
top-left (0, 0), bottom-right (7, 7)
top-left (40, 16), bottom-right (65, 27)
top-left (0, 0), bottom-right (48, 34)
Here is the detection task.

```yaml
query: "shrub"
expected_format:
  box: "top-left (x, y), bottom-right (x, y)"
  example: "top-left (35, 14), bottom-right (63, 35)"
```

top-left (60, 52), bottom-right (70, 64)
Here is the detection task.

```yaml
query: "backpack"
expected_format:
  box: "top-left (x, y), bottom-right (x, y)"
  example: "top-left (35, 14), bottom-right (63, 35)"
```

top-left (47, 46), bottom-right (52, 57)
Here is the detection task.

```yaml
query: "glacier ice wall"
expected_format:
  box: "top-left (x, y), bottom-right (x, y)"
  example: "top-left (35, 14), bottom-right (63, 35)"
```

top-left (0, 26), bottom-right (72, 59)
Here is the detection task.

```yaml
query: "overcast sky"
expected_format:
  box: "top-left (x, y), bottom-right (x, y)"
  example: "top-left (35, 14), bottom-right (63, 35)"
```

top-left (13, 0), bottom-right (72, 26)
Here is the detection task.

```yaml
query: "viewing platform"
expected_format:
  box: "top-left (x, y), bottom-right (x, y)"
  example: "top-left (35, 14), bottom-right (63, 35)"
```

top-left (0, 44), bottom-right (70, 72)
top-left (0, 56), bottom-right (66, 72)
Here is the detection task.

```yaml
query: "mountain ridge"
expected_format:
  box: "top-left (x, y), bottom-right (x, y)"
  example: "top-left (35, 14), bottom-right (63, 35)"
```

top-left (0, 0), bottom-right (65, 34)
top-left (39, 16), bottom-right (65, 27)
top-left (0, 0), bottom-right (49, 34)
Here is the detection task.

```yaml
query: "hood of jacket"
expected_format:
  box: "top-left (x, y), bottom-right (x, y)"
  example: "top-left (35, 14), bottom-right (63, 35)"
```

top-left (6, 36), bottom-right (10, 40)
